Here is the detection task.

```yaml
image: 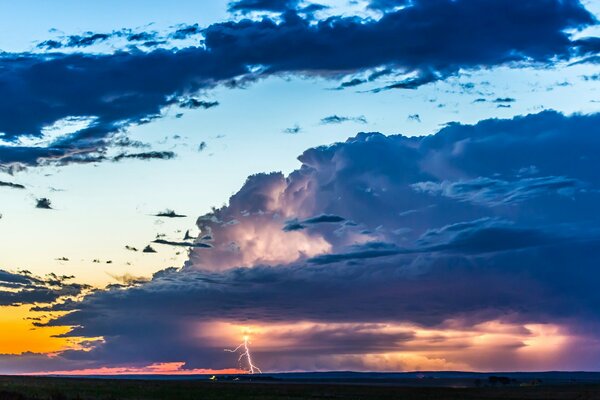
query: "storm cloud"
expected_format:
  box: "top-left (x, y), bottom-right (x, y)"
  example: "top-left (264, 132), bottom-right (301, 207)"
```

top-left (0, 270), bottom-right (89, 307)
top-left (29, 110), bottom-right (600, 372)
top-left (0, 0), bottom-right (597, 167)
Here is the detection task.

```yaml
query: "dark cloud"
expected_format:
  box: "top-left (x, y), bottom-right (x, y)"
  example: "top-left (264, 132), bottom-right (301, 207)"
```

top-left (339, 78), bottom-right (366, 88)
top-left (178, 98), bottom-right (220, 110)
top-left (493, 97), bottom-right (516, 103)
top-left (1, 0), bottom-right (596, 167)
top-left (284, 214), bottom-right (346, 231)
top-left (113, 151), bottom-right (176, 162)
top-left (169, 24), bottom-right (202, 40)
top-left (407, 113), bottom-right (421, 122)
top-left (30, 110), bottom-right (600, 372)
top-left (227, 0), bottom-right (327, 16)
top-left (320, 115), bottom-right (367, 124)
top-left (35, 198), bottom-right (52, 209)
top-left (282, 220), bottom-right (305, 231)
top-left (154, 209), bottom-right (187, 218)
top-left (0, 181), bottom-right (25, 190)
top-left (142, 245), bottom-right (157, 253)
top-left (0, 270), bottom-right (35, 285)
top-left (36, 29), bottom-right (163, 50)
top-left (228, 0), bottom-right (300, 13)
top-left (303, 214), bottom-right (346, 224)
top-left (125, 31), bottom-right (158, 43)
top-left (109, 136), bottom-right (151, 149)
top-left (0, 270), bottom-right (88, 307)
top-left (37, 32), bottom-right (112, 49)
top-left (307, 242), bottom-right (405, 264)
top-left (283, 124), bottom-right (302, 134)
top-left (372, 72), bottom-right (441, 92)
top-left (418, 218), bottom-right (566, 254)
top-left (152, 239), bottom-right (213, 248)
top-left (572, 37), bottom-right (600, 61)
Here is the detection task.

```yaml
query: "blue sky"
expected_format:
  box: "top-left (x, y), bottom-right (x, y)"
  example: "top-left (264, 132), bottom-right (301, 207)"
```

top-left (0, 0), bottom-right (599, 374)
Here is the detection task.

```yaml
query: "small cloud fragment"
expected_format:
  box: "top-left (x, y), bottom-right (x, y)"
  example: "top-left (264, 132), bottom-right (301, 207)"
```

top-left (113, 151), bottom-right (176, 162)
top-left (143, 245), bottom-right (158, 253)
top-left (283, 124), bottom-right (302, 134)
top-left (407, 114), bottom-right (421, 123)
top-left (155, 209), bottom-right (187, 218)
top-left (36, 198), bottom-right (52, 209)
top-left (0, 181), bottom-right (25, 190)
top-left (178, 98), bottom-right (220, 110)
top-left (320, 115), bottom-right (367, 125)
top-left (153, 239), bottom-right (212, 248)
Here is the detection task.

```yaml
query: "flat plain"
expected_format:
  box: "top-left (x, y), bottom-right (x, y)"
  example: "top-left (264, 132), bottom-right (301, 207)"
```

top-left (2, 376), bottom-right (600, 400)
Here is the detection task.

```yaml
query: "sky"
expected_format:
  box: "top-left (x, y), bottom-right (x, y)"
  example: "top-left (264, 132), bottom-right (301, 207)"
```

top-left (0, 0), bottom-right (599, 375)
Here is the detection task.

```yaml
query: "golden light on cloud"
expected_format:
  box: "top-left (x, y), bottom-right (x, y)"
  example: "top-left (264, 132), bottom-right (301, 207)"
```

top-left (194, 319), bottom-right (579, 372)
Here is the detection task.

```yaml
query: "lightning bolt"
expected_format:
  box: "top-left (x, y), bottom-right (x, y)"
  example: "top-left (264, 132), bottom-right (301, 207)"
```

top-left (225, 335), bottom-right (262, 374)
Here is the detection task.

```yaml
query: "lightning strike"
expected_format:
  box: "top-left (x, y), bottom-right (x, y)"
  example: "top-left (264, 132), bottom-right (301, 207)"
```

top-left (225, 335), bottom-right (262, 374)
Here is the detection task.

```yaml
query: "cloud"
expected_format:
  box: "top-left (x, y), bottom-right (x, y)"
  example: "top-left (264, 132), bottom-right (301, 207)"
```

top-left (228, 0), bottom-right (300, 14)
top-left (142, 245), bottom-right (157, 253)
top-left (0, 270), bottom-right (88, 307)
top-left (283, 125), bottom-right (302, 134)
top-left (37, 32), bottom-right (112, 49)
top-left (169, 24), bottom-right (202, 40)
top-left (154, 209), bottom-right (187, 218)
top-left (35, 198), bottom-right (52, 209)
top-left (20, 110), bottom-right (599, 372)
top-left (372, 72), bottom-right (441, 92)
top-left (152, 239), bottom-right (212, 248)
top-left (303, 214), bottom-right (346, 224)
top-left (320, 115), bottom-right (368, 125)
top-left (407, 114), bottom-right (421, 122)
top-left (1, 0), bottom-right (597, 167)
top-left (283, 214), bottom-right (346, 231)
top-left (412, 176), bottom-right (582, 206)
top-left (178, 98), bottom-right (220, 110)
top-left (113, 151), bottom-right (176, 162)
top-left (0, 181), bottom-right (25, 190)
top-left (109, 273), bottom-right (150, 286)
top-left (493, 97), bottom-right (516, 103)
top-left (417, 218), bottom-right (565, 254)
top-left (36, 29), bottom-right (167, 51)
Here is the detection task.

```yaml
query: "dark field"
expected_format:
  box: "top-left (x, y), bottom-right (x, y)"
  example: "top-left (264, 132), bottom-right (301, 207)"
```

top-left (2, 376), bottom-right (600, 400)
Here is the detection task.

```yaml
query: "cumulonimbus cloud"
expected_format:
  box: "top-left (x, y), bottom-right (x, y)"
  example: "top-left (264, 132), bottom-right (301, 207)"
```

top-left (27, 110), bottom-right (600, 373)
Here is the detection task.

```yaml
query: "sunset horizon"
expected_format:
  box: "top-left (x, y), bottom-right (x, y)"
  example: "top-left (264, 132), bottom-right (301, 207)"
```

top-left (1, 0), bottom-right (600, 386)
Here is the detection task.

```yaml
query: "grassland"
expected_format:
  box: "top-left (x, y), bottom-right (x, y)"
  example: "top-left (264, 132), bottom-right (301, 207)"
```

top-left (1, 376), bottom-right (600, 400)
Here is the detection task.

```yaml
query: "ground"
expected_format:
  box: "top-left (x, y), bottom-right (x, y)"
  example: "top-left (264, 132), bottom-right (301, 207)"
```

top-left (2, 376), bottom-right (600, 400)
